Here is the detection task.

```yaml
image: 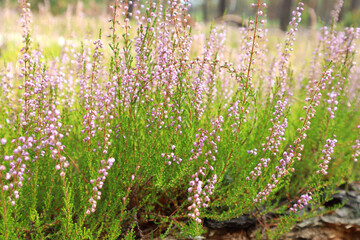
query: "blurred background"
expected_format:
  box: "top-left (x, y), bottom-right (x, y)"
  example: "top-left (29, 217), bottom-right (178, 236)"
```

top-left (1, 0), bottom-right (360, 30)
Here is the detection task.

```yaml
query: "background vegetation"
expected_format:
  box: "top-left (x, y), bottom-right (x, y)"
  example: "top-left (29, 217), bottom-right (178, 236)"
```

top-left (1, 0), bottom-right (360, 28)
top-left (0, 0), bottom-right (359, 239)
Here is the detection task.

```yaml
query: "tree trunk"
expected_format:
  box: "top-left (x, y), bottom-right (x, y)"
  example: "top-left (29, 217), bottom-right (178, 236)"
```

top-left (337, 0), bottom-right (345, 22)
top-left (218, 0), bottom-right (227, 17)
top-left (279, 0), bottom-right (292, 31)
top-left (322, 0), bottom-right (330, 23)
top-left (127, 1), bottom-right (134, 19)
top-left (308, 0), bottom-right (317, 26)
top-left (351, 0), bottom-right (360, 9)
top-left (203, 0), bottom-right (208, 22)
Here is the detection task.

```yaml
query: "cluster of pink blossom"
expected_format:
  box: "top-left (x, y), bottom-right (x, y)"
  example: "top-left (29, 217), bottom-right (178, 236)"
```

top-left (263, 1), bottom-right (304, 94)
top-left (81, 38), bottom-right (104, 143)
top-left (321, 26), bottom-right (360, 66)
top-left (162, 145), bottom-right (183, 166)
top-left (187, 174), bottom-right (217, 223)
top-left (352, 125), bottom-right (360, 163)
top-left (253, 148), bottom-right (296, 203)
top-left (2, 135), bottom-right (35, 205)
top-left (189, 117), bottom-right (223, 164)
top-left (305, 25), bottom-right (357, 95)
top-left (44, 105), bottom-right (68, 176)
top-left (247, 3), bottom-right (306, 183)
top-left (353, 140), bottom-right (360, 163)
top-left (108, 0), bottom-right (193, 140)
top-left (278, 1), bottom-right (304, 94)
top-left (187, 116), bottom-right (223, 223)
top-left (18, 0), bottom-right (32, 39)
top-left (1, 86), bottom-right (69, 201)
top-left (145, 106), bottom-right (166, 133)
top-left (86, 157), bottom-right (116, 214)
top-left (264, 99), bottom-right (288, 154)
top-left (0, 66), bottom-right (15, 112)
top-left (300, 69), bottom-right (333, 124)
top-left (247, 159), bottom-right (267, 181)
top-left (132, 25), bottom-right (153, 105)
top-left (251, 6), bottom-right (269, 87)
top-left (223, 1), bottom-right (268, 136)
top-left (191, 27), bottom-right (225, 120)
top-left (98, 82), bottom-right (116, 155)
top-left (150, 0), bottom-right (192, 130)
top-left (330, 0), bottom-right (344, 25)
top-left (17, 0), bottom-right (36, 128)
top-left (247, 148), bottom-right (258, 156)
top-left (77, 36), bottom-right (116, 156)
top-left (190, 130), bottom-right (211, 163)
top-left (246, 3), bottom-right (305, 185)
top-left (348, 64), bottom-right (360, 105)
top-left (246, 98), bottom-right (288, 181)
top-left (237, 1), bottom-right (267, 76)
top-left (227, 99), bottom-right (242, 119)
top-left (18, 50), bottom-right (36, 127)
top-left (53, 42), bottom-right (77, 111)
top-left (290, 192), bottom-right (312, 213)
top-left (291, 70), bottom-right (333, 149)
top-left (326, 91), bottom-right (339, 119)
top-left (317, 138), bottom-right (337, 175)
top-left (254, 69), bottom-right (333, 203)
top-left (307, 46), bottom-right (322, 85)
top-left (0, 0), bottom-right (76, 210)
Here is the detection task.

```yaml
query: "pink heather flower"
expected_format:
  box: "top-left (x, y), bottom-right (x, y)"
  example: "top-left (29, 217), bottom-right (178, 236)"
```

top-left (351, 126), bottom-right (360, 162)
top-left (1, 138), bottom-right (6, 145)
top-left (107, 158), bottom-right (115, 165)
top-left (352, 140), bottom-right (359, 163)
top-left (86, 157), bottom-right (115, 214)
top-left (317, 138), bottom-right (337, 175)
top-left (254, 68), bottom-right (334, 203)
top-left (290, 193), bottom-right (312, 212)
top-left (331, 0), bottom-right (344, 24)
top-left (5, 173), bottom-right (11, 180)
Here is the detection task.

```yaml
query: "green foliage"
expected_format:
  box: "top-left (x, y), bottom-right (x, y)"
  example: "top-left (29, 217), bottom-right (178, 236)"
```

top-left (343, 9), bottom-right (360, 27)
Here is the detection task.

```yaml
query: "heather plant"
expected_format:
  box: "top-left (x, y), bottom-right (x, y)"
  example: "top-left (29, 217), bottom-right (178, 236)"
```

top-left (0, 0), bottom-right (359, 239)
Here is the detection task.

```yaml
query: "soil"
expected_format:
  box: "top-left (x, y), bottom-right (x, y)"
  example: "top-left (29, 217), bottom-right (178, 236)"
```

top-left (203, 222), bottom-right (360, 240)
top-left (162, 182), bottom-right (360, 240)
top-left (202, 182), bottom-right (360, 240)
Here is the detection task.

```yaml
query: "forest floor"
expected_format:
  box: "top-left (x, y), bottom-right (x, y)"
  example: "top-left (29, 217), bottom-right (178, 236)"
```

top-left (162, 182), bottom-right (360, 240)
top-left (203, 221), bottom-right (360, 240)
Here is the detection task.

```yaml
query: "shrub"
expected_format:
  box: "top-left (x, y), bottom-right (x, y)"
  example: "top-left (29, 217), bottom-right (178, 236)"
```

top-left (0, 0), bottom-right (359, 239)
